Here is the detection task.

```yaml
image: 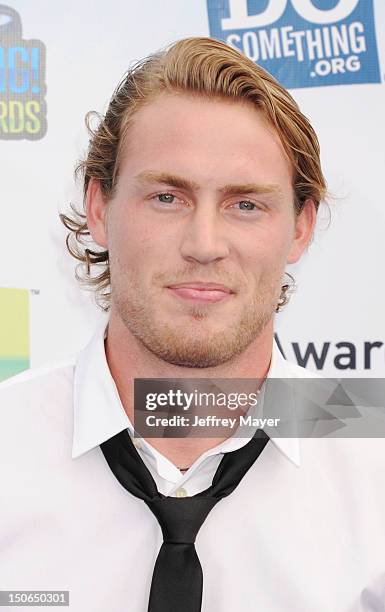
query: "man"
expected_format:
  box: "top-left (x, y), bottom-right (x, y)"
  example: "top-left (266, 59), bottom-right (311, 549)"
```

top-left (0, 37), bottom-right (384, 612)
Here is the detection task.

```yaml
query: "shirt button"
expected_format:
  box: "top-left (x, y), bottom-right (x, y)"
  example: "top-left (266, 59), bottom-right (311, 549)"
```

top-left (132, 438), bottom-right (142, 450)
top-left (175, 487), bottom-right (187, 498)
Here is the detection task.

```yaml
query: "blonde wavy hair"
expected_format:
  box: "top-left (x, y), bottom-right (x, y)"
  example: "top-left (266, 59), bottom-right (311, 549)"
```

top-left (60, 36), bottom-right (327, 311)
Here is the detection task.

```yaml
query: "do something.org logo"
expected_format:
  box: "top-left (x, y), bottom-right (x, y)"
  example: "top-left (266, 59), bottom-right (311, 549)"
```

top-left (0, 4), bottom-right (46, 139)
top-left (207, 0), bottom-right (381, 89)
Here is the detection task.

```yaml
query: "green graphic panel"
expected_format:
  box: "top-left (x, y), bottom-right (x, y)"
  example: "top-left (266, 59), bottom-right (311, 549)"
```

top-left (0, 288), bottom-right (30, 382)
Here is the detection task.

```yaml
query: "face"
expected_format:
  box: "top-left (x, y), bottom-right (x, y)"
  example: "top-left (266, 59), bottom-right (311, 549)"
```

top-left (88, 92), bottom-right (315, 368)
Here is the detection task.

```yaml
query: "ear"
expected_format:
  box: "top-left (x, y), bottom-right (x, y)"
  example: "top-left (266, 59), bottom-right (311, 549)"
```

top-left (287, 198), bottom-right (317, 264)
top-left (85, 178), bottom-right (109, 249)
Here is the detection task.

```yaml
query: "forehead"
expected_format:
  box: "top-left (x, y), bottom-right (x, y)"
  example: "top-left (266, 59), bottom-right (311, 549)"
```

top-left (118, 92), bottom-right (293, 192)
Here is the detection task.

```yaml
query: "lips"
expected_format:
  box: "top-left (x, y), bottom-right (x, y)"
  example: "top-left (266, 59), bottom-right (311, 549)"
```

top-left (166, 282), bottom-right (234, 303)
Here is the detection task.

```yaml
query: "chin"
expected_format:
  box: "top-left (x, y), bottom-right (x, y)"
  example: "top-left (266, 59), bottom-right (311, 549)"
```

top-left (163, 312), bottom-right (226, 331)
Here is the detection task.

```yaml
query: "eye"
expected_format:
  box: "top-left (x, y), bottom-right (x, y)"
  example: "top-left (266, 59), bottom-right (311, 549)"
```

top-left (156, 193), bottom-right (176, 204)
top-left (237, 200), bottom-right (256, 211)
top-left (149, 191), bottom-right (188, 213)
top-left (230, 200), bottom-right (260, 213)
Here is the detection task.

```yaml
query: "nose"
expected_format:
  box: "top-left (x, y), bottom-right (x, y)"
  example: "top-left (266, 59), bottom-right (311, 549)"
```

top-left (179, 205), bottom-right (230, 265)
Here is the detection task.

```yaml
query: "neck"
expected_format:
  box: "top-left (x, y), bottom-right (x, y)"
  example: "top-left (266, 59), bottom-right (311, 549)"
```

top-left (105, 308), bottom-right (274, 469)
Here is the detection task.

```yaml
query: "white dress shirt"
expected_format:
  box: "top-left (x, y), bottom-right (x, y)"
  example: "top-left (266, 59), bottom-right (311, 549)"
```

top-left (1, 318), bottom-right (385, 612)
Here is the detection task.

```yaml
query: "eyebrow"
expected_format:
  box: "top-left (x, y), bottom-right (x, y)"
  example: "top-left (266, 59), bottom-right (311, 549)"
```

top-left (134, 170), bottom-right (282, 196)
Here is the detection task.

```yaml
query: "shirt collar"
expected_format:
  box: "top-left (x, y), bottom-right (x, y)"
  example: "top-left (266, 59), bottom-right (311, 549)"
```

top-left (72, 317), bottom-right (301, 467)
top-left (72, 316), bottom-right (130, 459)
top-left (264, 340), bottom-right (301, 467)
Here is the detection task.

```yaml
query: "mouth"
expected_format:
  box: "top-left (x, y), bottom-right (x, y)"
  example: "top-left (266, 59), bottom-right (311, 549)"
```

top-left (166, 282), bottom-right (235, 304)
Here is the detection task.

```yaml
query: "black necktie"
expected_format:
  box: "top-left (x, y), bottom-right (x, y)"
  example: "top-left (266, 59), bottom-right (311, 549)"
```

top-left (100, 428), bottom-right (269, 612)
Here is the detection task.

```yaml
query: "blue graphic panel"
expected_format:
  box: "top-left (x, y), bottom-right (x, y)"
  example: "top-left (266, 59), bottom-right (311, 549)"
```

top-left (207, 0), bottom-right (381, 89)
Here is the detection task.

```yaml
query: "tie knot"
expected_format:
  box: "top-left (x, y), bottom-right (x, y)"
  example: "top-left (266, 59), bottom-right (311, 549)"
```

top-left (146, 496), bottom-right (218, 544)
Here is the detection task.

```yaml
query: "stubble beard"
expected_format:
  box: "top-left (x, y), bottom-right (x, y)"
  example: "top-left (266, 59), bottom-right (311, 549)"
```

top-left (110, 271), bottom-right (281, 369)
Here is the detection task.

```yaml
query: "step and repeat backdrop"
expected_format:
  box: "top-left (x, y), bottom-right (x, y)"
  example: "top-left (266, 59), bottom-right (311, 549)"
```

top-left (0, 0), bottom-right (384, 381)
